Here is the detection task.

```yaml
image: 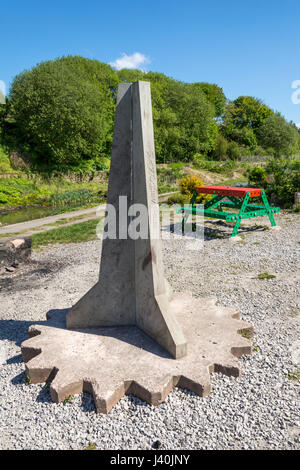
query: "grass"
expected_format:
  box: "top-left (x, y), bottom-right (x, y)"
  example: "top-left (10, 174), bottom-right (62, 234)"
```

top-left (0, 231), bottom-right (22, 238)
top-left (0, 175), bottom-right (107, 209)
top-left (215, 176), bottom-right (248, 186)
top-left (31, 218), bottom-right (102, 250)
top-left (45, 214), bottom-right (91, 227)
top-left (0, 145), bottom-right (16, 173)
top-left (63, 395), bottom-right (74, 404)
top-left (287, 370), bottom-right (300, 381)
top-left (288, 308), bottom-right (300, 317)
top-left (239, 328), bottom-right (253, 339)
top-left (255, 272), bottom-right (276, 280)
top-left (24, 374), bottom-right (31, 385)
top-left (85, 442), bottom-right (97, 450)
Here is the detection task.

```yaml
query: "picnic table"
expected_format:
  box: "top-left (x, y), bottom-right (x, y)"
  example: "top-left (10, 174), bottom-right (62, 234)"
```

top-left (177, 185), bottom-right (280, 238)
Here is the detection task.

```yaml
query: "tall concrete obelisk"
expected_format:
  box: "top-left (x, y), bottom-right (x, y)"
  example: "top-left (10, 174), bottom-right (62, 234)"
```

top-left (66, 81), bottom-right (187, 359)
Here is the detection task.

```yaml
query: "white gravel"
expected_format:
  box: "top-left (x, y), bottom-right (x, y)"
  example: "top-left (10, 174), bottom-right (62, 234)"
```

top-left (0, 212), bottom-right (299, 450)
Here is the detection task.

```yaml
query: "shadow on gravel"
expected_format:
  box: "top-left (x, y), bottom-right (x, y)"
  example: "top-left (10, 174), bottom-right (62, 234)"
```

top-left (6, 353), bottom-right (23, 364)
top-left (163, 220), bottom-right (269, 241)
top-left (81, 392), bottom-right (96, 413)
top-left (0, 319), bottom-right (45, 346)
top-left (36, 386), bottom-right (52, 404)
top-left (11, 371), bottom-right (26, 385)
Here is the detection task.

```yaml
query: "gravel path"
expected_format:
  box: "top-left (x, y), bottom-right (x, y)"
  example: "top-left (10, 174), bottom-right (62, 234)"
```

top-left (0, 212), bottom-right (299, 450)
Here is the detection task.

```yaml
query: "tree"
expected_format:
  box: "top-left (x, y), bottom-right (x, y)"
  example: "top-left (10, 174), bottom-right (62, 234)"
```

top-left (117, 68), bottom-right (145, 83)
top-left (193, 82), bottom-right (226, 117)
top-left (224, 96), bottom-right (273, 131)
top-left (8, 56), bottom-right (118, 172)
top-left (230, 127), bottom-right (257, 150)
top-left (143, 73), bottom-right (217, 162)
top-left (256, 114), bottom-right (299, 156)
top-left (212, 134), bottom-right (228, 160)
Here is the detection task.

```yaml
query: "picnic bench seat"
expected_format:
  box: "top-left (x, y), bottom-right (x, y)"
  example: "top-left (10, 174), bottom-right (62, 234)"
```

top-left (177, 185), bottom-right (280, 238)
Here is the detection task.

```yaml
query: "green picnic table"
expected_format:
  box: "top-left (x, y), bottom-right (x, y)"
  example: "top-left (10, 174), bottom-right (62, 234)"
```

top-left (177, 185), bottom-right (280, 238)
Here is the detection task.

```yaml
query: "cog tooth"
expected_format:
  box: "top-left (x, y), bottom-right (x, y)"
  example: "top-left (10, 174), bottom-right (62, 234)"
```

top-left (231, 337), bottom-right (252, 358)
top-left (177, 369), bottom-right (211, 397)
top-left (237, 323), bottom-right (254, 336)
top-left (85, 379), bottom-right (126, 414)
top-left (25, 354), bottom-right (57, 384)
top-left (213, 360), bottom-right (241, 378)
top-left (50, 370), bottom-right (82, 403)
top-left (127, 375), bottom-right (174, 406)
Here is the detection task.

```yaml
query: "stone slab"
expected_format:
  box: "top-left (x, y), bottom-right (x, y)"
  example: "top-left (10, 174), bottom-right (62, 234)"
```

top-left (21, 292), bottom-right (253, 414)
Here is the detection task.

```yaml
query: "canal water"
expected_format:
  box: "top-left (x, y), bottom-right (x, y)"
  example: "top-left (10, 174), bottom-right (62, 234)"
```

top-left (0, 203), bottom-right (96, 226)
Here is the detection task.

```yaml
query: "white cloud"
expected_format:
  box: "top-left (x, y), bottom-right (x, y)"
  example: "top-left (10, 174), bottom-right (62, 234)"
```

top-left (109, 52), bottom-right (150, 71)
top-left (0, 81), bottom-right (6, 104)
top-left (296, 123), bottom-right (300, 129)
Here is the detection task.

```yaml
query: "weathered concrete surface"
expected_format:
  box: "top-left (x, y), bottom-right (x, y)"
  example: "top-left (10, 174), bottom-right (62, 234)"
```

top-left (21, 292), bottom-right (253, 414)
top-left (66, 82), bottom-right (186, 359)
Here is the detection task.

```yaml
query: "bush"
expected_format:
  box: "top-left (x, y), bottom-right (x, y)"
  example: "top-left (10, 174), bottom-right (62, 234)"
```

top-left (8, 56), bottom-right (117, 173)
top-left (167, 193), bottom-right (189, 205)
top-left (256, 114), bottom-right (299, 157)
top-left (264, 158), bottom-right (300, 207)
top-left (50, 189), bottom-right (95, 206)
top-left (227, 141), bottom-right (241, 160)
top-left (212, 135), bottom-right (228, 160)
top-left (247, 166), bottom-right (267, 186)
top-left (178, 174), bottom-right (211, 203)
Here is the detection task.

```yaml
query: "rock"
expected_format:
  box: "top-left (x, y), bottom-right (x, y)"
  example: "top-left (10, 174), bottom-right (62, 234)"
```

top-left (8, 239), bottom-right (26, 249)
top-left (0, 237), bottom-right (32, 267)
top-left (152, 440), bottom-right (162, 449)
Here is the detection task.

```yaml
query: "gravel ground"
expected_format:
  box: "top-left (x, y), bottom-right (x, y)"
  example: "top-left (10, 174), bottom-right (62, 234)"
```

top-left (0, 211), bottom-right (299, 450)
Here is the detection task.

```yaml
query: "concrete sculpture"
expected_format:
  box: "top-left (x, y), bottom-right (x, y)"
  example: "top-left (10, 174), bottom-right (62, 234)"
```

top-left (21, 82), bottom-right (253, 413)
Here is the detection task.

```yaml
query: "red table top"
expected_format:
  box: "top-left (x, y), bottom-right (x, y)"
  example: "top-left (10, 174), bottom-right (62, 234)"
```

top-left (196, 185), bottom-right (262, 198)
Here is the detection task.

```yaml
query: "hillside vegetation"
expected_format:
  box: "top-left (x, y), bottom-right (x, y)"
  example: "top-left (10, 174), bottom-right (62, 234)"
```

top-left (0, 55), bottom-right (299, 210)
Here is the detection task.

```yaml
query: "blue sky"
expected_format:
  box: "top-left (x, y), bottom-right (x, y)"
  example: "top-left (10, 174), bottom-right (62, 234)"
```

top-left (1, 0), bottom-right (300, 125)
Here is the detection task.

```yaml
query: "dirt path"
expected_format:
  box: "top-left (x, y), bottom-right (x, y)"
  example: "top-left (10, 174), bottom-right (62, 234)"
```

top-left (0, 204), bottom-right (106, 241)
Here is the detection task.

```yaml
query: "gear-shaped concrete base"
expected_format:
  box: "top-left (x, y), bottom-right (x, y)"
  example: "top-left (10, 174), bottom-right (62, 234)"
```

top-left (21, 293), bottom-right (253, 413)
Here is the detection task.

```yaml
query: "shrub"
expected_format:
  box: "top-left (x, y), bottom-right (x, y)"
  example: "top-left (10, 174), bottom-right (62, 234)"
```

top-left (247, 166), bottom-right (267, 186)
top-left (264, 158), bottom-right (300, 207)
top-left (178, 174), bottom-right (211, 203)
top-left (51, 189), bottom-right (95, 206)
top-left (212, 135), bottom-right (228, 160)
top-left (167, 193), bottom-right (188, 205)
top-left (227, 141), bottom-right (241, 160)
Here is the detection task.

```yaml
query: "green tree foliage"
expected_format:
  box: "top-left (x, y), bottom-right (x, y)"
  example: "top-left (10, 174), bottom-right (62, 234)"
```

top-left (227, 141), bottom-right (241, 160)
top-left (8, 56), bottom-right (118, 173)
top-left (142, 72), bottom-right (217, 162)
top-left (256, 114), bottom-right (299, 157)
top-left (116, 68), bottom-right (145, 83)
top-left (212, 134), bottom-right (228, 160)
top-left (230, 127), bottom-right (257, 150)
top-left (265, 158), bottom-right (300, 207)
top-left (193, 82), bottom-right (226, 117)
top-left (223, 96), bottom-right (273, 134)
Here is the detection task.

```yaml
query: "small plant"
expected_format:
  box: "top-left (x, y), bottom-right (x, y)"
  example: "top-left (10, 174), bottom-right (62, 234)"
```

top-left (255, 272), bottom-right (276, 280)
top-left (24, 373), bottom-right (31, 385)
top-left (252, 344), bottom-right (260, 352)
top-left (167, 193), bottom-right (188, 205)
top-left (287, 370), bottom-right (300, 381)
top-left (289, 308), bottom-right (300, 317)
top-left (63, 395), bottom-right (74, 404)
top-left (247, 166), bottom-right (267, 186)
top-left (239, 329), bottom-right (253, 339)
top-left (85, 442), bottom-right (97, 450)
